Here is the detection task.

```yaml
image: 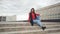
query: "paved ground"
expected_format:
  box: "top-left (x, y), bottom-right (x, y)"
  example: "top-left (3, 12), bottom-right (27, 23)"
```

top-left (0, 22), bottom-right (60, 34)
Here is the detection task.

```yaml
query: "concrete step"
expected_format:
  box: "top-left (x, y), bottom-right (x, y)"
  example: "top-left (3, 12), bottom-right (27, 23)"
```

top-left (0, 24), bottom-right (60, 27)
top-left (48, 32), bottom-right (60, 34)
top-left (0, 26), bottom-right (60, 32)
top-left (0, 22), bottom-right (60, 27)
top-left (0, 22), bottom-right (60, 34)
top-left (0, 28), bottom-right (60, 34)
top-left (0, 25), bottom-right (60, 29)
top-left (0, 26), bottom-right (40, 32)
top-left (0, 22), bottom-right (60, 24)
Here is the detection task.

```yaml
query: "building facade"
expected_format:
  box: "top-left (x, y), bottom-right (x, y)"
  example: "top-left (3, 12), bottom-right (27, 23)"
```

top-left (0, 15), bottom-right (16, 22)
top-left (36, 3), bottom-right (60, 22)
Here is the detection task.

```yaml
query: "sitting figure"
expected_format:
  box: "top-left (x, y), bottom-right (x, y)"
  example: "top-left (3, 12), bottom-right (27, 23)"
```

top-left (28, 8), bottom-right (46, 30)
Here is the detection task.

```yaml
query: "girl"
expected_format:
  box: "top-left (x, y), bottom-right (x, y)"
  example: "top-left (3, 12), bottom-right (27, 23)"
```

top-left (28, 8), bottom-right (46, 30)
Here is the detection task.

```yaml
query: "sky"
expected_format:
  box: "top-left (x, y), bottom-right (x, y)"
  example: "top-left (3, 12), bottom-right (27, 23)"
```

top-left (0, 0), bottom-right (60, 20)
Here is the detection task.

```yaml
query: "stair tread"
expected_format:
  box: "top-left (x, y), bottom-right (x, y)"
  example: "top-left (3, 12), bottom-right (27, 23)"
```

top-left (0, 27), bottom-right (60, 32)
top-left (0, 28), bottom-right (60, 34)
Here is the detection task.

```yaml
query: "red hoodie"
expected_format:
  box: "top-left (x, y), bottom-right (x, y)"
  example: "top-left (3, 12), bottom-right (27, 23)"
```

top-left (28, 13), bottom-right (40, 22)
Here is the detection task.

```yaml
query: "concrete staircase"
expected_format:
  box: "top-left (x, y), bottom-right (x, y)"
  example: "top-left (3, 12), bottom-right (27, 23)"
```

top-left (0, 22), bottom-right (60, 34)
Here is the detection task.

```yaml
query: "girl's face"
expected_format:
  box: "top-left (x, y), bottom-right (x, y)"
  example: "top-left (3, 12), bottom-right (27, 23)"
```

top-left (31, 8), bottom-right (34, 12)
top-left (32, 9), bottom-right (34, 11)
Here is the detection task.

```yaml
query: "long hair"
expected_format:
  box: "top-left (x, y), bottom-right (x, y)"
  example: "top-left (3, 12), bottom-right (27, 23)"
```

top-left (31, 8), bottom-right (35, 13)
top-left (30, 8), bottom-right (36, 18)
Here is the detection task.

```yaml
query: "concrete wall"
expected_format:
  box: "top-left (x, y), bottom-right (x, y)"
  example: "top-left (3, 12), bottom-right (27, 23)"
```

top-left (6, 15), bottom-right (16, 21)
top-left (36, 3), bottom-right (60, 20)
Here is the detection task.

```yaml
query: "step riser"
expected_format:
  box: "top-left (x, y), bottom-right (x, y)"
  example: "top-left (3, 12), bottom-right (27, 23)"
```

top-left (0, 29), bottom-right (60, 34)
top-left (0, 27), bottom-right (60, 32)
top-left (0, 24), bottom-right (60, 27)
top-left (0, 28), bottom-right (40, 32)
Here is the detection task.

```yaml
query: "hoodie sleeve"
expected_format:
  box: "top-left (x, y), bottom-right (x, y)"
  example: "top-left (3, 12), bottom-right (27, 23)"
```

top-left (36, 14), bottom-right (40, 16)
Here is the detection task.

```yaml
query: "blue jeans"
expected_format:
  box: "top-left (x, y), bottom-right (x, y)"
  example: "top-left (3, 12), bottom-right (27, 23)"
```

top-left (33, 16), bottom-right (43, 27)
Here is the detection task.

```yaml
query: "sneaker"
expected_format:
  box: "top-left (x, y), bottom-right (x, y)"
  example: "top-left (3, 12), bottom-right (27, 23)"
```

top-left (42, 26), bottom-right (46, 30)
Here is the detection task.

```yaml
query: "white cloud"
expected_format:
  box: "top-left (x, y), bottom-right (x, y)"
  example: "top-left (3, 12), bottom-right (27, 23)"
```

top-left (0, 0), bottom-right (60, 14)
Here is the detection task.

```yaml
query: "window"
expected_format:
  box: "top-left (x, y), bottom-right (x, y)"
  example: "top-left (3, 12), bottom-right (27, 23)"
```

top-left (0, 16), bottom-right (6, 22)
top-left (0, 16), bottom-right (2, 21)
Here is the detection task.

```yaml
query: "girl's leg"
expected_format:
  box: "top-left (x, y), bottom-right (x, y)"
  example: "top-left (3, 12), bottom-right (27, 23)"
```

top-left (33, 16), bottom-right (46, 30)
top-left (30, 20), bottom-right (34, 26)
top-left (33, 20), bottom-right (46, 30)
top-left (33, 20), bottom-right (43, 27)
top-left (33, 16), bottom-right (43, 27)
